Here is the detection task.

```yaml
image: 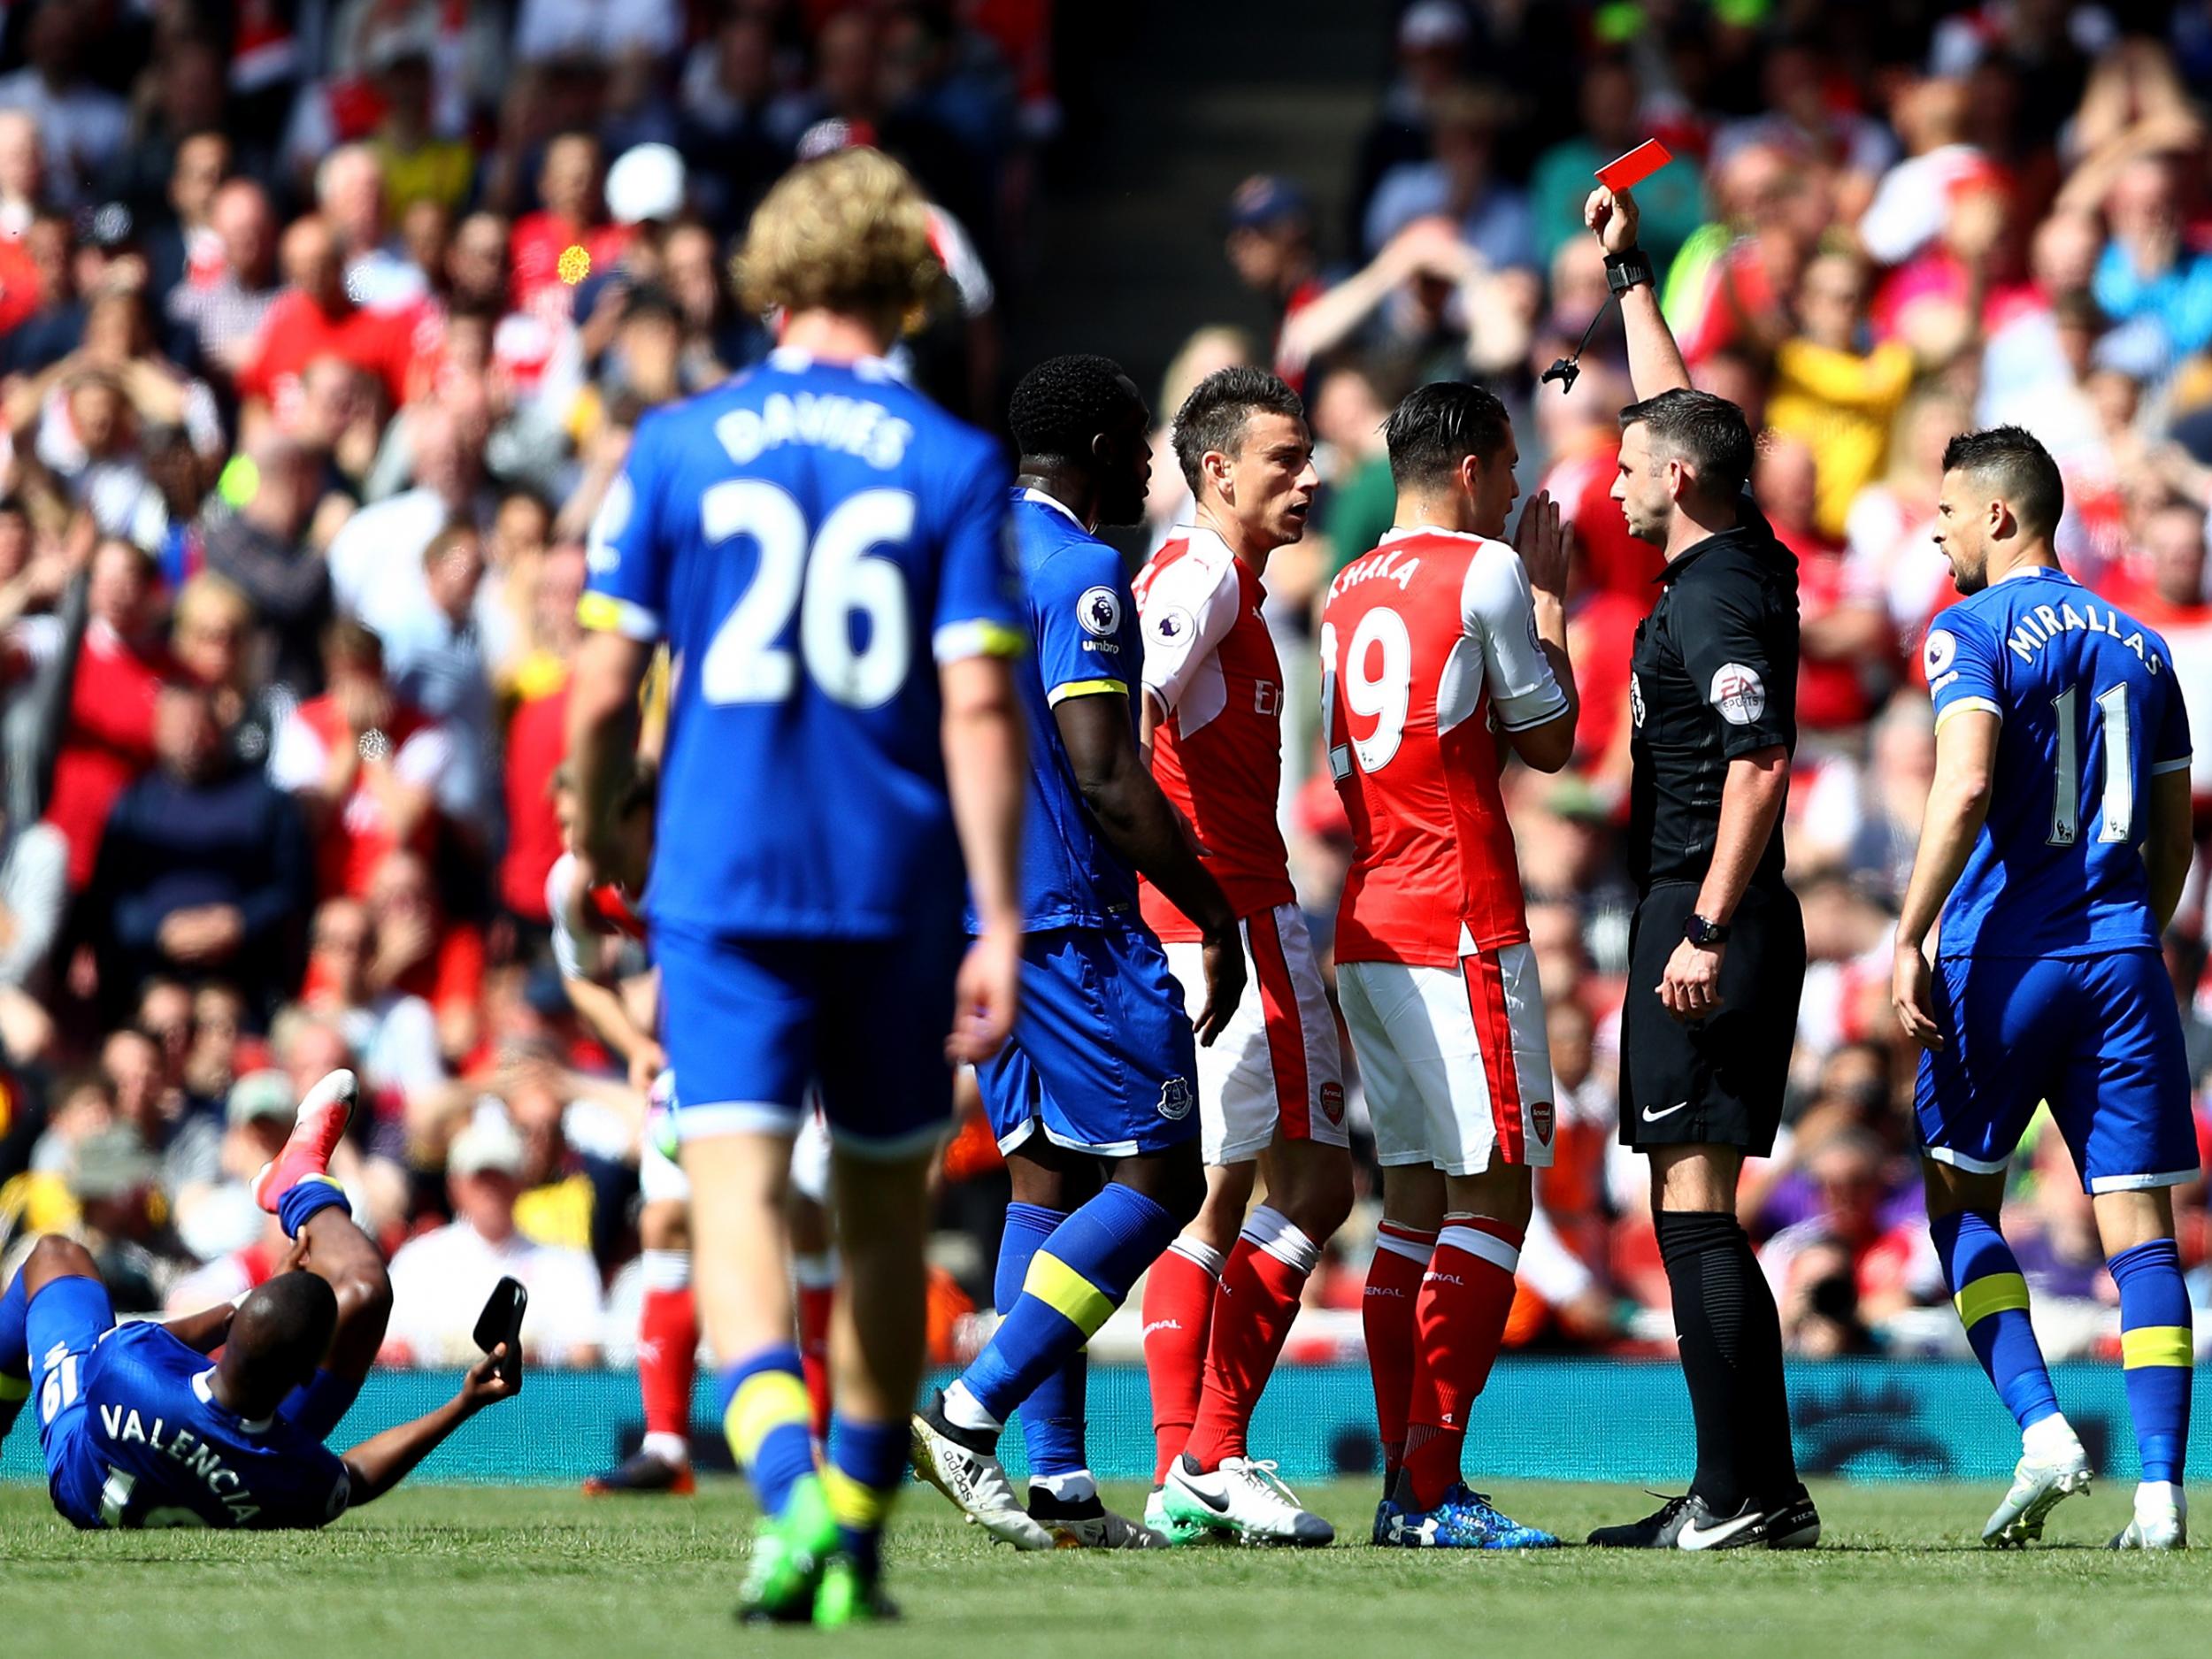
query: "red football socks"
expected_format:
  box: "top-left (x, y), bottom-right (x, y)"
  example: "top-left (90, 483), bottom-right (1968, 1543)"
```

top-left (795, 1255), bottom-right (837, 1441)
top-left (1401, 1217), bottom-right (1522, 1510)
top-left (1141, 1238), bottom-right (1223, 1485)
top-left (1181, 1208), bottom-right (1318, 1472)
top-left (1364, 1221), bottom-right (1435, 1480)
top-left (637, 1261), bottom-right (699, 1456)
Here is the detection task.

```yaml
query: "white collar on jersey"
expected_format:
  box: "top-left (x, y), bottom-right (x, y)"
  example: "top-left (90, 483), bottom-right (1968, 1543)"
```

top-left (1379, 523), bottom-right (1490, 545)
top-left (1018, 487), bottom-right (1087, 529)
top-left (764, 346), bottom-right (910, 384)
top-left (193, 1368), bottom-right (275, 1434)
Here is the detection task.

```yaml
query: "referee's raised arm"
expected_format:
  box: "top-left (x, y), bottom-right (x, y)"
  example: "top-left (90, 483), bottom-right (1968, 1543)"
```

top-left (1584, 186), bottom-right (1691, 397)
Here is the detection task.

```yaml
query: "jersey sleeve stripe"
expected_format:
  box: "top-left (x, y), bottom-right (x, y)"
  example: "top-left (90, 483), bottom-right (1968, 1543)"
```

top-left (1494, 691), bottom-right (1571, 733)
top-left (1933, 696), bottom-right (2002, 731)
top-left (1045, 679), bottom-right (1128, 705)
top-left (577, 592), bottom-right (662, 641)
top-left (933, 618), bottom-right (1027, 663)
top-left (2151, 756), bottom-right (2192, 775)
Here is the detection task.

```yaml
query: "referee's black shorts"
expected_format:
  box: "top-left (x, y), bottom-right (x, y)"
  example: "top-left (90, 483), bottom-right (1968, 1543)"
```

top-left (1619, 880), bottom-right (1806, 1156)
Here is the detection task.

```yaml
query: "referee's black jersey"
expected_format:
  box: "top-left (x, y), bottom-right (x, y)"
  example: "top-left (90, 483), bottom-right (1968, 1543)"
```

top-left (1625, 495), bottom-right (1801, 894)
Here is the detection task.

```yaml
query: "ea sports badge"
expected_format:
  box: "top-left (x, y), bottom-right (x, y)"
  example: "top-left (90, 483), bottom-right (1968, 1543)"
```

top-left (1709, 663), bottom-right (1766, 726)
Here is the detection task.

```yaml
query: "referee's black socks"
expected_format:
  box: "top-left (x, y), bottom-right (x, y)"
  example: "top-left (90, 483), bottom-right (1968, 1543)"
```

top-left (1655, 1209), bottom-right (1798, 1514)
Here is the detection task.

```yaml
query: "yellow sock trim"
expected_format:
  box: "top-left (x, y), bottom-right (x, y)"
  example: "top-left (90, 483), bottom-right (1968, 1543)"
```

top-left (1955, 1271), bottom-right (2032, 1329)
top-left (1023, 1251), bottom-right (1116, 1339)
top-left (0, 1372), bottom-right (27, 1403)
top-left (824, 1466), bottom-right (894, 1532)
top-left (723, 1371), bottom-right (811, 1467)
top-left (2121, 1326), bottom-right (2193, 1369)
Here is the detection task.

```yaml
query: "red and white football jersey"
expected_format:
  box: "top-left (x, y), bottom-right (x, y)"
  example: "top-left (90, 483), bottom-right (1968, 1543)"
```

top-left (1321, 527), bottom-right (1570, 967)
top-left (1132, 526), bottom-right (1297, 940)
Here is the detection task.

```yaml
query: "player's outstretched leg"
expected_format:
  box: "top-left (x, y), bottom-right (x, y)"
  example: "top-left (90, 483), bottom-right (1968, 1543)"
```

top-left (1926, 1176), bottom-right (2089, 1547)
top-left (916, 1169), bottom-right (1187, 1550)
top-left (257, 1068), bottom-right (392, 1438)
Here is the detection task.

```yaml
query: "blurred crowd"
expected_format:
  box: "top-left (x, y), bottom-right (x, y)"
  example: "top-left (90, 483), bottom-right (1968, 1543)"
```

top-left (6, 0), bottom-right (2212, 1377)
top-left (1185, 0), bottom-right (2212, 1366)
top-left (0, 0), bottom-right (1044, 1367)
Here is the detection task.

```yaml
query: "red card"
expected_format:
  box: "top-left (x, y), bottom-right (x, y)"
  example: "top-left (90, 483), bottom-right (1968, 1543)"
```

top-left (1596, 139), bottom-right (1673, 191)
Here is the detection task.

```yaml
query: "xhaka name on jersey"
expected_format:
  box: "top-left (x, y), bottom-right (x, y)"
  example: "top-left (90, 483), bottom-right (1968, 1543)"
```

top-left (1330, 545), bottom-right (1424, 598)
top-left (98, 1401), bottom-right (265, 1523)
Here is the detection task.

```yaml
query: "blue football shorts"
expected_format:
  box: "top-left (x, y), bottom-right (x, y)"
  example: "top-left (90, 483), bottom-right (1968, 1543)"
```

top-left (976, 920), bottom-right (1200, 1159)
top-left (1915, 948), bottom-right (2199, 1193)
top-left (27, 1274), bottom-right (117, 1528)
top-left (654, 917), bottom-right (967, 1157)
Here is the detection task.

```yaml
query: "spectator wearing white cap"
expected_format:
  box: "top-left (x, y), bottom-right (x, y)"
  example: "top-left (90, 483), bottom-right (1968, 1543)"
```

top-left (382, 1112), bottom-right (604, 1366)
top-left (170, 1069), bottom-right (309, 1263)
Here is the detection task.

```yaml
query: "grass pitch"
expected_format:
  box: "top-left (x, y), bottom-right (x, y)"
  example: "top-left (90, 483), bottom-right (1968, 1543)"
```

top-left (3, 1479), bottom-right (2203, 1658)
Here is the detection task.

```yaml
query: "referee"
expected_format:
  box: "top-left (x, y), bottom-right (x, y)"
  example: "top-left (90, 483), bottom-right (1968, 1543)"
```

top-left (1580, 185), bottom-right (1817, 1552)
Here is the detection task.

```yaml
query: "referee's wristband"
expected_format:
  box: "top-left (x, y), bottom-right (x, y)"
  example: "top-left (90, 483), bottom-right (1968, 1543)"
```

top-left (1605, 248), bottom-right (1656, 296)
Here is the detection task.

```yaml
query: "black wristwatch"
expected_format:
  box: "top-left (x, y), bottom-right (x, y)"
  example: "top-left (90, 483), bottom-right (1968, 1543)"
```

top-left (1684, 913), bottom-right (1730, 948)
top-left (1605, 248), bottom-right (1656, 295)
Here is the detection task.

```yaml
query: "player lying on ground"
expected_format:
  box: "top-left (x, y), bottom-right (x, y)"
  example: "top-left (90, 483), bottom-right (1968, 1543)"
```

top-left (566, 145), bottom-right (1028, 1627)
top-left (1893, 425), bottom-right (2196, 1551)
top-left (1324, 381), bottom-right (1578, 1549)
top-left (0, 1071), bottom-right (514, 1529)
top-left (1133, 367), bottom-right (1356, 1547)
top-left (910, 354), bottom-right (1241, 1550)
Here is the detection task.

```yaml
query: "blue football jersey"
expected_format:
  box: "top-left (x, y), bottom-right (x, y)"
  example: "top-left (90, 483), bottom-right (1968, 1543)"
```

top-left (581, 349), bottom-right (1024, 939)
top-left (80, 1322), bottom-right (350, 1529)
top-left (1926, 567), bottom-right (2192, 960)
top-left (987, 489), bottom-right (1143, 932)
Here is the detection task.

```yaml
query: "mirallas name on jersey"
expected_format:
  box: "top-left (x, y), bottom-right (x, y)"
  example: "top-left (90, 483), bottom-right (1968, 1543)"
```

top-left (1949, 595), bottom-right (2169, 680)
top-left (712, 391), bottom-right (911, 470)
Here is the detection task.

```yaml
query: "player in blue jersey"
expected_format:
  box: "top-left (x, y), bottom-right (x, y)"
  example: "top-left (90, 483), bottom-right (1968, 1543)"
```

top-left (0, 1071), bottom-right (515, 1530)
top-left (565, 148), bottom-right (1027, 1626)
top-left (1893, 426), bottom-right (2197, 1551)
top-left (908, 355), bottom-right (1245, 1549)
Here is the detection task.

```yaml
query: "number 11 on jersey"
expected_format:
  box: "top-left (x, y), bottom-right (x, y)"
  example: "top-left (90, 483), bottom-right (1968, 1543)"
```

top-left (2048, 682), bottom-right (2134, 848)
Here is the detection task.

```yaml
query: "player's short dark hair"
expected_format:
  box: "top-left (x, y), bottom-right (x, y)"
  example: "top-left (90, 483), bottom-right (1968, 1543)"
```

top-left (1171, 366), bottom-right (1303, 492)
top-left (231, 1271), bottom-right (340, 1393)
top-left (1941, 425), bottom-right (2064, 537)
top-left (1008, 353), bottom-right (1141, 463)
top-left (1619, 388), bottom-right (1752, 499)
top-left (1383, 380), bottom-right (1512, 491)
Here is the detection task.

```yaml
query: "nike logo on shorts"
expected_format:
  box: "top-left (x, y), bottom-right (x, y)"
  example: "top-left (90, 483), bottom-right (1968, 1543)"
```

top-left (1641, 1101), bottom-right (1691, 1123)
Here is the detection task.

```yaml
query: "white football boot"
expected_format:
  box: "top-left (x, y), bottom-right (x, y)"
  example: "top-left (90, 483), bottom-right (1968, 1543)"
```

top-left (2110, 1484), bottom-right (2187, 1551)
top-left (1160, 1455), bottom-right (1334, 1547)
top-left (1983, 1421), bottom-right (2092, 1547)
top-left (909, 1392), bottom-right (1052, 1551)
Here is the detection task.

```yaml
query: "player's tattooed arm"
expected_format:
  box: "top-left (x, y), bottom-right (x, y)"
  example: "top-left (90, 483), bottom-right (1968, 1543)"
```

top-left (1892, 707), bottom-right (1999, 1049)
top-left (1056, 695), bottom-right (1246, 1044)
top-left (566, 632), bottom-right (651, 893)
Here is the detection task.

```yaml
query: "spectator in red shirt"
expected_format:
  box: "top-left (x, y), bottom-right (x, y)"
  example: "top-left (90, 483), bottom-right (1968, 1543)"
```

top-left (1222, 175), bottom-right (1325, 393)
top-left (365, 847), bottom-right (484, 1066)
top-left (1755, 432), bottom-right (1892, 736)
top-left (495, 541), bottom-right (582, 946)
top-left (509, 130), bottom-right (630, 319)
top-left (266, 618), bottom-right (454, 901)
top-left (237, 216), bottom-right (419, 415)
top-left (42, 537), bottom-right (177, 890)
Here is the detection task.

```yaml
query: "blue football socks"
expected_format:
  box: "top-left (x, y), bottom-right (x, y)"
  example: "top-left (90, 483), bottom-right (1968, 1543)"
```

top-left (992, 1202), bottom-right (1089, 1480)
top-left (2109, 1239), bottom-right (2193, 1485)
top-left (1932, 1209), bottom-right (2060, 1431)
top-left (719, 1345), bottom-right (816, 1518)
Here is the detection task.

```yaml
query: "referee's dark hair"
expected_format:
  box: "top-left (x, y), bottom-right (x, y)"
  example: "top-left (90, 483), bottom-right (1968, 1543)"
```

top-left (1383, 380), bottom-right (1511, 491)
top-left (1171, 366), bottom-right (1303, 492)
top-left (1941, 425), bottom-right (2064, 538)
top-left (1619, 388), bottom-right (1753, 500)
top-left (1009, 353), bottom-right (1139, 463)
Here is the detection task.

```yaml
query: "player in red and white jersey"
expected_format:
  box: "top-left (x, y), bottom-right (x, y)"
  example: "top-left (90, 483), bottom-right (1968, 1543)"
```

top-left (1322, 381), bottom-right (1578, 1550)
top-left (1132, 367), bottom-right (1352, 1548)
top-left (546, 763), bottom-right (838, 1499)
